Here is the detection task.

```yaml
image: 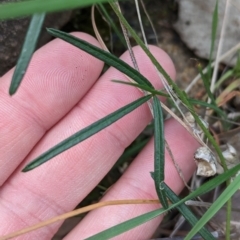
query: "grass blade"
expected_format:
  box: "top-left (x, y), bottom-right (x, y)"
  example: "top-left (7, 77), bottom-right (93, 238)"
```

top-left (112, 80), bottom-right (168, 97)
top-left (9, 13), bottom-right (46, 95)
top-left (0, 0), bottom-right (110, 20)
top-left (47, 28), bottom-right (153, 88)
top-left (22, 95), bottom-right (152, 172)
top-left (85, 208), bottom-right (165, 240)
top-left (207, 0), bottom-right (218, 80)
top-left (185, 173), bottom-right (240, 240)
top-left (109, 2), bottom-right (191, 109)
top-left (86, 164), bottom-right (240, 239)
top-left (152, 96), bottom-right (168, 208)
top-left (109, 2), bottom-right (227, 168)
top-left (189, 98), bottom-right (224, 116)
top-left (198, 65), bottom-right (217, 107)
top-left (183, 164), bottom-right (240, 201)
top-left (163, 183), bottom-right (215, 240)
top-left (97, 3), bottom-right (126, 47)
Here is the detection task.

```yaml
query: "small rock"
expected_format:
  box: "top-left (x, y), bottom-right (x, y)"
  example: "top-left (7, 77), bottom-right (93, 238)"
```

top-left (174, 0), bottom-right (240, 66)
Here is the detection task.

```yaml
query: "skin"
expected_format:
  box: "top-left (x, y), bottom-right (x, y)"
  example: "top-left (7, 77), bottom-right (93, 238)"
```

top-left (0, 32), bottom-right (199, 239)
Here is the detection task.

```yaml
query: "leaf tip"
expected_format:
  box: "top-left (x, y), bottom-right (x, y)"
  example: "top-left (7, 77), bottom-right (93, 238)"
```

top-left (22, 161), bottom-right (37, 172)
top-left (9, 87), bottom-right (16, 96)
top-left (22, 165), bottom-right (31, 172)
top-left (46, 27), bottom-right (55, 33)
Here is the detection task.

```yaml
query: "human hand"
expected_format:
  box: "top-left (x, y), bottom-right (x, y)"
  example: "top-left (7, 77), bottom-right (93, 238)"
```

top-left (0, 32), bottom-right (199, 239)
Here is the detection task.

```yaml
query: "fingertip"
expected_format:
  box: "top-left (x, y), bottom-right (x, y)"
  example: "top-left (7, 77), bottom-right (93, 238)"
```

top-left (0, 32), bottom-right (104, 185)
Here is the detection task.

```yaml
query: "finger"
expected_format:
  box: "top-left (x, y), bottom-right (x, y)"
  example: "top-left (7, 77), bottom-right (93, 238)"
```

top-left (0, 32), bottom-right (103, 185)
top-left (0, 46), bottom-right (175, 239)
top-left (65, 119), bottom-right (199, 240)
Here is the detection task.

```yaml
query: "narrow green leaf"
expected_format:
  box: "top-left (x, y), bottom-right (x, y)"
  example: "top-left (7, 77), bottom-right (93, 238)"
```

top-left (233, 51), bottom-right (240, 77)
top-left (9, 13), bottom-right (46, 95)
top-left (152, 96), bottom-right (168, 208)
top-left (109, 1), bottom-right (226, 170)
top-left (98, 3), bottom-right (126, 47)
top-left (163, 183), bottom-right (215, 240)
top-left (112, 80), bottom-right (168, 97)
top-left (22, 95), bottom-right (152, 172)
top-left (226, 190), bottom-right (232, 240)
top-left (207, 0), bottom-right (218, 80)
top-left (86, 164), bottom-right (240, 240)
top-left (234, 50), bottom-right (240, 70)
top-left (189, 98), bottom-right (223, 116)
top-left (109, 2), bottom-right (192, 110)
top-left (0, 0), bottom-right (110, 20)
top-left (183, 164), bottom-right (240, 201)
top-left (211, 0), bottom-right (218, 58)
top-left (198, 65), bottom-right (217, 107)
top-left (150, 164), bottom-right (238, 218)
top-left (185, 173), bottom-right (240, 240)
top-left (214, 69), bottom-right (234, 90)
top-left (47, 28), bottom-right (153, 88)
top-left (198, 64), bottom-right (228, 128)
top-left (85, 208), bottom-right (165, 240)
